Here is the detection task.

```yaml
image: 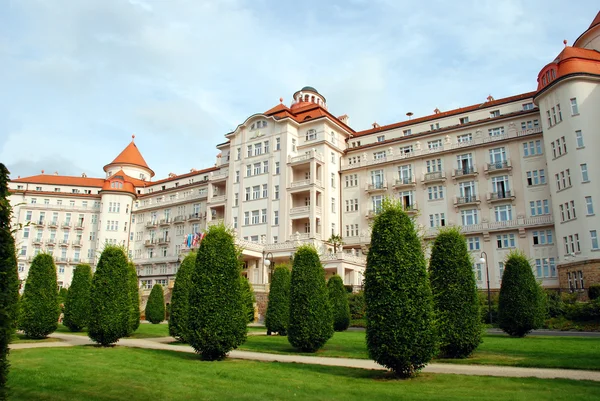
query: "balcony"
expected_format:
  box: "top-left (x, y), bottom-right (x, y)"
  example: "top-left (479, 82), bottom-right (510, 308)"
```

top-left (59, 240), bottom-right (69, 247)
top-left (146, 221), bottom-right (158, 228)
top-left (210, 170), bottom-right (228, 182)
top-left (32, 238), bottom-right (43, 245)
top-left (72, 240), bottom-right (82, 248)
top-left (290, 206), bottom-right (311, 215)
top-left (188, 212), bottom-right (204, 222)
top-left (453, 167), bottom-right (477, 179)
top-left (290, 179), bottom-right (310, 188)
top-left (144, 239), bottom-right (156, 247)
top-left (158, 237), bottom-right (171, 245)
top-left (61, 221), bottom-right (71, 229)
top-left (486, 160), bottom-right (512, 174)
top-left (288, 150), bottom-right (324, 164)
top-left (365, 182), bottom-right (388, 193)
top-left (55, 257), bottom-right (69, 264)
top-left (74, 222), bottom-right (85, 230)
top-left (366, 209), bottom-right (380, 219)
top-left (72, 258), bottom-right (81, 264)
top-left (403, 204), bottom-right (419, 215)
top-left (487, 190), bottom-right (515, 203)
top-left (454, 195), bottom-right (480, 207)
top-left (46, 238), bottom-right (57, 246)
top-left (159, 218), bottom-right (171, 227)
top-left (422, 171), bottom-right (446, 184)
top-left (393, 176), bottom-right (416, 189)
top-left (32, 220), bottom-right (45, 228)
top-left (210, 194), bottom-right (226, 203)
top-left (48, 220), bottom-right (59, 228)
top-left (173, 215), bottom-right (186, 224)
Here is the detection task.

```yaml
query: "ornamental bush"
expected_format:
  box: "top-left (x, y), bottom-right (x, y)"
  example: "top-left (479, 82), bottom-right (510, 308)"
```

top-left (145, 284), bottom-right (165, 324)
top-left (169, 252), bottom-right (196, 342)
top-left (589, 284), bottom-right (600, 301)
top-left (498, 251), bottom-right (546, 337)
top-left (187, 225), bottom-right (246, 360)
top-left (348, 291), bottom-right (365, 320)
top-left (19, 254), bottom-right (60, 339)
top-left (127, 262), bottom-right (140, 335)
top-left (265, 264), bottom-right (291, 336)
top-left (328, 275), bottom-right (350, 332)
top-left (88, 245), bottom-right (131, 346)
top-left (429, 228), bottom-right (481, 358)
top-left (365, 199), bottom-right (436, 377)
top-left (63, 264), bottom-right (92, 332)
top-left (0, 163), bottom-right (20, 399)
top-left (288, 245), bottom-right (333, 352)
top-left (240, 277), bottom-right (256, 323)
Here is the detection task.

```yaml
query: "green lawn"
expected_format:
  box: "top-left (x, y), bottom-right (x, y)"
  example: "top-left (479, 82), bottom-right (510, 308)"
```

top-left (10, 333), bottom-right (61, 344)
top-left (237, 331), bottom-right (600, 371)
top-left (55, 323), bottom-right (171, 338)
top-left (7, 347), bottom-right (600, 400)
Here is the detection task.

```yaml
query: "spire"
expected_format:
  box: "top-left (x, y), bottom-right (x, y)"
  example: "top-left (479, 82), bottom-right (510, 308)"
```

top-left (104, 136), bottom-right (154, 177)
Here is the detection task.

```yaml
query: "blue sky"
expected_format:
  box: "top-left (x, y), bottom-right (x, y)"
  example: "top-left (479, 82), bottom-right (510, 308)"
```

top-left (1, 0), bottom-right (598, 180)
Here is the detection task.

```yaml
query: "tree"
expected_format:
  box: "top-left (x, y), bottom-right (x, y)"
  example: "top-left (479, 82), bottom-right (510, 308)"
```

top-left (187, 225), bottom-right (246, 360)
top-left (498, 251), bottom-right (546, 337)
top-left (327, 234), bottom-right (344, 253)
top-left (429, 228), bottom-right (482, 358)
top-left (145, 284), bottom-right (165, 324)
top-left (365, 199), bottom-right (436, 377)
top-left (327, 275), bottom-right (351, 332)
top-left (88, 245), bottom-right (131, 346)
top-left (288, 245), bottom-right (333, 352)
top-left (63, 264), bottom-right (92, 332)
top-left (58, 287), bottom-right (68, 310)
top-left (169, 252), bottom-right (196, 342)
top-left (265, 264), bottom-right (291, 336)
top-left (18, 254), bottom-right (60, 339)
top-left (240, 277), bottom-right (256, 323)
top-left (0, 163), bottom-right (19, 400)
top-left (127, 262), bottom-right (140, 335)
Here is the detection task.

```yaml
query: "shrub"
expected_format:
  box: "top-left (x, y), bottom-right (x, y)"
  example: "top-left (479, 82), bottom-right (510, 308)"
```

top-left (169, 252), bottom-right (196, 342)
top-left (545, 290), bottom-right (564, 318)
top-left (127, 262), bottom-right (140, 335)
top-left (365, 199), bottom-right (436, 377)
top-left (288, 245), bottom-right (333, 352)
top-left (187, 225), bottom-right (246, 360)
top-left (145, 284), bottom-right (165, 324)
top-left (327, 275), bottom-right (350, 332)
top-left (18, 254), bottom-right (60, 339)
top-left (58, 287), bottom-right (68, 312)
top-left (265, 264), bottom-right (291, 336)
top-left (0, 163), bottom-right (20, 399)
top-left (589, 285), bottom-right (600, 301)
top-left (478, 291), bottom-right (499, 324)
top-left (498, 251), bottom-right (546, 337)
top-left (348, 291), bottom-right (365, 320)
top-left (63, 264), bottom-right (92, 332)
top-left (429, 228), bottom-right (481, 358)
top-left (564, 300), bottom-right (600, 322)
top-left (88, 246), bottom-right (131, 346)
top-left (240, 277), bottom-right (256, 323)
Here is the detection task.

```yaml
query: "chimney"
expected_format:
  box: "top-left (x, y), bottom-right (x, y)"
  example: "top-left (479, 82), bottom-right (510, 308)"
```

top-left (337, 114), bottom-right (349, 126)
top-left (434, 108), bottom-right (441, 114)
top-left (81, 173), bottom-right (87, 178)
top-left (372, 122), bottom-right (380, 129)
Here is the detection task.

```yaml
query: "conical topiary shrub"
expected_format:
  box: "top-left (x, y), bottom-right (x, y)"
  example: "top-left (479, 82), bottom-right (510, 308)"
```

top-left (498, 251), bottom-right (546, 337)
top-left (429, 228), bottom-right (482, 358)
top-left (63, 264), bottom-right (92, 332)
top-left (365, 199), bottom-right (436, 377)
top-left (88, 245), bottom-right (131, 346)
top-left (327, 275), bottom-right (350, 332)
top-left (169, 252), bottom-right (196, 342)
top-left (145, 284), bottom-right (165, 324)
top-left (288, 245), bottom-right (333, 352)
top-left (18, 254), bottom-right (60, 339)
top-left (265, 264), bottom-right (291, 336)
top-left (127, 262), bottom-right (140, 335)
top-left (187, 225), bottom-right (246, 360)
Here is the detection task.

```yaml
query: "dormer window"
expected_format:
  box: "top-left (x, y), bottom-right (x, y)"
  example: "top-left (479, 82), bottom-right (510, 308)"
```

top-left (140, 173), bottom-right (146, 180)
top-left (459, 117), bottom-right (469, 124)
top-left (490, 110), bottom-right (500, 118)
top-left (377, 135), bottom-right (385, 142)
top-left (523, 103), bottom-right (534, 111)
top-left (250, 120), bottom-right (267, 131)
top-left (110, 181), bottom-right (124, 189)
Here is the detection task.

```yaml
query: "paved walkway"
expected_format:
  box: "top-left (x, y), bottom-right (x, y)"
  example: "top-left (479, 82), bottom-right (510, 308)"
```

top-left (11, 333), bottom-right (600, 382)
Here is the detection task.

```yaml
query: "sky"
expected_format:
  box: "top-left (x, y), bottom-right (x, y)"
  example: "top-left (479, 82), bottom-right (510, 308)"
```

top-left (0, 0), bottom-right (598, 180)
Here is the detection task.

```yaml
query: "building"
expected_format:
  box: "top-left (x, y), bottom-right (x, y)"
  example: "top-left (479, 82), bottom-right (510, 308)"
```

top-left (8, 12), bottom-right (600, 310)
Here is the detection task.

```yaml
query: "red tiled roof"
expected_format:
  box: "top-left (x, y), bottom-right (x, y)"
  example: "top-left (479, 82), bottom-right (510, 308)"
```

top-left (351, 92), bottom-right (536, 138)
top-left (149, 166), bottom-right (219, 186)
top-left (264, 102), bottom-right (354, 133)
top-left (105, 137), bottom-right (154, 177)
top-left (11, 174), bottom-right (106, 188)
top-left (536, 47), bottom-right (600, 93)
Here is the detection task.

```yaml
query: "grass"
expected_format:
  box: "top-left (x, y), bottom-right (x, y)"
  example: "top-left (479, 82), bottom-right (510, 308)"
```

top-left (56, 323), bottom-right (265, 338)
top-left (10, 333), bottom-right (61, 344)
top-left (237, 331), bottom-right (600, 371)
top-left (7, 347), bottom-right (600, 400)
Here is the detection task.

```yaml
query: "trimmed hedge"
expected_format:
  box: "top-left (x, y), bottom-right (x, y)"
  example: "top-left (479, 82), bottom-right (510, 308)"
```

top-left (18, 254), bottom-right (60, 339)
top-left (169, 252), bottom-right (196, 342)
top-left (365, 199), bottom-right (436, 377)
top-left (0, 163), bottom-right (20, 399)
top-left (145, 284), bottom-right (165, 324)
top-left (63, 264), bottom-right (92, 332)
top-left (498, 251), bottom-right (546, 337)
top-left (328, 275), bottom-right (350, 332)
top-left (348, 291), bottom-right (365, 320)
top-left (88, 246), bottom-right (131, 346)
top-left (240, 277), bottom-right (256, 323)
top-left (589, 285), bottom-right (600, 301)
top-left (265, 264), bottom-right (291, 336)
top-left (127, 262), bottom-right (140, 335)
top-left (429, 228), bottom-right (481, 358)
top-left (288, 245), bottom-right (333, 352)
top-left (187, 225), bottom-right (247, 360)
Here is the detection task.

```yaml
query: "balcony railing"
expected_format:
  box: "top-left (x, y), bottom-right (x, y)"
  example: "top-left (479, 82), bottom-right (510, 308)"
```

top-left (158, 237), bottom-right (171, 245)
top-left (210, 194), bottom-right (226, 203)
top-left (62, 221), bottom-right (71, 229)
top-left (423, 171), bottom-right (445, 183)
top-left (32, 238), bottom-right (43, 245)
top-left (55, 257), bottom-right (69, 263)
top-left (48, 220), bottom-right (58, 228)
top-left (290, 179), bottom-right (310, 188)
top-left (487, 160), bottom-right (511, 172)
top-left (33, 220), bottom-right (45, 227)
top-left (74, 222), bottom-right (84, 230)
top-left (453, 167), bottom-right (477, 177)
top-left (455, 195), bottom-right (479, 205)
top-left (173, 215), bottom-right (186, 223)
top-left (135, 191), bottom-right (208, 211)
top-left (146, 221), bottom-right (158, 228)
top-left (46, 239), bottom-right (56, 246)
top-left (188, 212), bottom-right (204, 221)
top-left (159, 218), bottom-right (171, 226)
top-left (290, 206), bottom-right (310, 215)
top-left (59, 240), bottom-right (69, 247)
top-left (288, 150), bottom-right (324, 164)
top-left (393, 176), bottom-right (416, 188)
top-left (72, 240), bottom-right (82, 247)
top-left (365, 182), bottom-right (388, 192)
top-left (488, 190), bottom-right (514, 201)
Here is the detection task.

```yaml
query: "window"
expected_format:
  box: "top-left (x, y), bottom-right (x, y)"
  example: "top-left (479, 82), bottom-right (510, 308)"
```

top-left (372, 195), bottom-right (384, 214)
top-left (523, 102), bottom-right (534, 111)
top-left (461, 209), bottom-right (478, 226)
top-left (523, 140), bottom-right (543, 156)
top-left (563, 234), bottom-right (581, 255)
top-left (521, 119), bottom-right (540, 130)
top-left (488, 127), bottom-right (504, 137)
top-left (274, 185), bottom-right (279, 200)
top-left (235, 171), bottom-right (240, 183)
top-left (253, 163), bottom-right (261, 176)
top-left (273, 211), bottom-right (279, 225)
top-left (489, 147), bottom-right (506, 164)
top-left (373, 151), bottom-right (386, 160)
top-left (262, 184), bottom-right (268, 198)
top-left (246, 164), bottom-right (252, 177)
top-left (247, 145), bottom-right (252, 158)
top-left (426, 159), bottom-right (442, 173)
top-left (534, 258), bottom-right (557, 278)
top-left (345, 174), bottom-right (358, 187)
top-left (591, 230), bottom-right (599, 250)
top-left (275, 137), bottom-right (280, 150)
top-left (428, 139), bottom-right (442, 149)
top-left (530, 200), bottom-right (550, 216)
top-left (467, 237), bottom-right (481, 251)
top-left (499, 262), bottom-right (505, 280)
top-left (495, 205), bottom-right (512, 221)
top-left (261, 209), bottom-right (267, 224)
top-left (459, 116), bottom-right (469, 124)
top-left (570, 98), bottom-right (579, 115)
top-left (575, 130), bottom-right (584, 148)
top-left (331, 173), bottom-right (336, 188)
top-left (251, 210), bottom-right (259, 225)
top-left (457, 133), bottom-right (472, 143)
top-left (403, 129), bottom-right (412, 136)
top-left (491, 175), bottom-right (510, 196)
top-left (252, 186), bottom-right (260, 200)
top-left (236, 148), bottom-right (241, 160)
top-left (377, 135), bottom-right (385, 142)
top-left (399, 145), bottom-right (413, 155)
top-left (345, 199), bottom-right (359, 212)
top-left (245, 187), bottom-right (250, 201)
top-left (275, 162), bottom-right (280, 175)
top-left (345, 224), bottom-right (359, 237)
top-left (330, 131), bottom-right (337, 145)
top-left (427, 185), bottom-right (444, 200)
top-left (559, 201), bottom-right (577, 222)
top-left (526, 170), bottom-right (546, 186)
top-left (496, 233), bottom-right (516, 249)
top-left (331, 152), bottom-right (336, 164)
top-left (244, 212), bottom-right (249, 226)
top-left (581, 164), bottom-right (589, 182)
top-left (306, 129), bottom-right (317, 141)
top-left (533, 230), bottom-right (553, 245)
top-left (263, 160), bottom-right (269, 174)
top-left (585, 196), bottom-right (594, 215)
top-left (429, 213), bottom-right (445, 228)
top-left (490, 110), bottom-right (500, 118)
top-left (264, 140), bottom-right (269, 153)
top-left (551, 137), bottom-right (567, 158)
top-left (291, 138), bottom-right (296, 152)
